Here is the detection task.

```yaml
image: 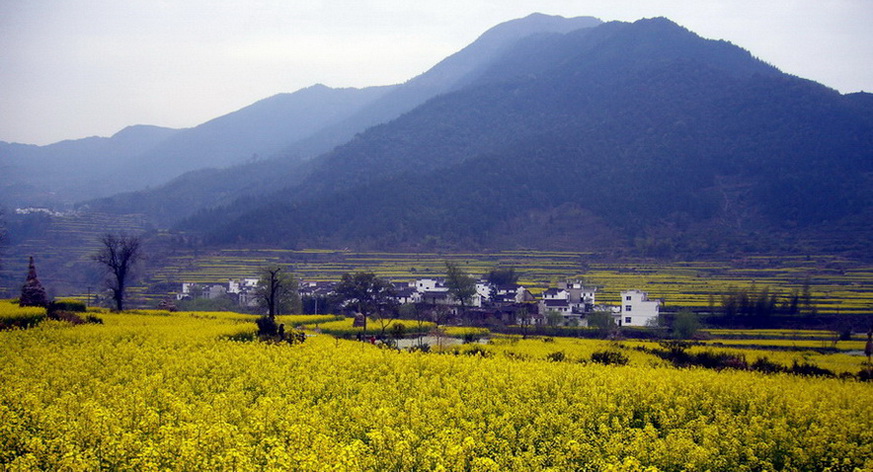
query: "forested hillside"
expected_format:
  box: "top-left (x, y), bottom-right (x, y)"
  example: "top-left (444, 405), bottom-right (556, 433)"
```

top-left (182, 18), bottom-right (873, 255)
top-left (81, 14), bottom-right (602, 225)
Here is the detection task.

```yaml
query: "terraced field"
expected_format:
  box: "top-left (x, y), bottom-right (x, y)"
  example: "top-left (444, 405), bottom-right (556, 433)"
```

top-left (2, 212), bottom-right (872, 315)
top-left (141, 249), bottom-right (873, 315)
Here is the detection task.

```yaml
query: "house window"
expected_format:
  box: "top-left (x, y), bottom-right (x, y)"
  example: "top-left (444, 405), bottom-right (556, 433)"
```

top-left (625, 296), bottom-right (632, 301)
top-left (625, 317), bottom-right (632, 324)
top-left (625, 305), bottom-right (632, 312)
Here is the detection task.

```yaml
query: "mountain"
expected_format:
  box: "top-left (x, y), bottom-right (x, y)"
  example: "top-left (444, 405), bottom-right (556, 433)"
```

top-left (115, 84), bottom-right (394, 188)
top-left (0, 125), bottom-right (180, 208)
top-left (284, 14), bottom-right (602, 159)
top-left (184, 18), bottom-right (873, 256)
top-left (83, 13), bottom-right (604, 224)
top-left (1, 84), bottom-right (393, 210)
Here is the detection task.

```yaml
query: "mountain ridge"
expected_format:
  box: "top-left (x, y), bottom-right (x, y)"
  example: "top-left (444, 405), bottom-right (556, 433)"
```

top-left (180, 17), bottom-right (873, 256)
top-left (80, 13), bottom-right (606, 223)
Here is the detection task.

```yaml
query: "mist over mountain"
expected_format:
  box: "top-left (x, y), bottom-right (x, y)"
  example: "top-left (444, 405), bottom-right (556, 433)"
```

top-left (284, 14), bottom-right (603, 159)
top-left (82, 13), bottom-right (604, 223)
top-left (1, 84), bottom-right (392, 209)
top-left (116, 84), bottom-right (394, 187)
top-left (181, 18), bottom-right (873, 255)
top-left (0, 125), bottom-right (180, 208)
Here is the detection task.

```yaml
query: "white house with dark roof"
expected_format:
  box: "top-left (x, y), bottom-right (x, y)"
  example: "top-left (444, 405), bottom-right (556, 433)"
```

top-left (538, 280), bottom-right (599, 325)
top-left (616, 289), bottom-right (661, 326)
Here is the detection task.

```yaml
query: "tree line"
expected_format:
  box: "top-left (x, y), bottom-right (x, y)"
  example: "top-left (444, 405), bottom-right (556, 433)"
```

top-left (715, 280), bottom-right (816, 319)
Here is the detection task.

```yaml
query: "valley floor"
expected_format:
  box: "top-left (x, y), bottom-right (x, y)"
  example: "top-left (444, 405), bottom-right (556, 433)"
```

top-left (2, 304), bottom-right (872, 471)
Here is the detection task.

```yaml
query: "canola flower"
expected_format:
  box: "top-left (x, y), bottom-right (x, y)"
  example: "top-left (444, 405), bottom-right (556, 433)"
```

top-left (0, 300), bottom-right (46, 329)
top-left (1, 311), bottom-right (872, 471)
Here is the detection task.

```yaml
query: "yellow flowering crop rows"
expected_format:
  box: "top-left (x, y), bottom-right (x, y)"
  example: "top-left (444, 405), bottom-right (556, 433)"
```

top-left (0, 301), bottom-right (47, 330)
top-left (2, 312), bottom-right (872, 471)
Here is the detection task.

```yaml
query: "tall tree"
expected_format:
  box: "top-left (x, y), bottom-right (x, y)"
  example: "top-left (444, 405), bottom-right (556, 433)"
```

top-left (333, 272), bottom-right (396, 321)
top-left (444, 261), bottom-right (477, 319)
top-left (486, 267), bottom-right (519, 302)
top-left (93, 233), bottom-right (142, 312)
top-left (255, 265), bottom-right (301, 317)
top-left (486, 267), bottom-right (519, 286)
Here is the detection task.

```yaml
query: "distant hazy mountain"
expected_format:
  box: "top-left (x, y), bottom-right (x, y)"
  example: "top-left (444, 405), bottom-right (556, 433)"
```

top-left (1, 84), bottom-right (393, 209)
top-left (0, 125), bottom-right (180, 208)
top-left (184, 18), bottom-right (873, 255)
top-left (116, 84), bottom-right (394, 187)
top-left (83, 13), bottom-right (604, 223)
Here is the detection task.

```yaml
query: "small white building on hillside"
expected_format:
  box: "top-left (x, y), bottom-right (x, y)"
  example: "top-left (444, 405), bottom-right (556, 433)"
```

top-left (616, 289), bottom-right (661, 327)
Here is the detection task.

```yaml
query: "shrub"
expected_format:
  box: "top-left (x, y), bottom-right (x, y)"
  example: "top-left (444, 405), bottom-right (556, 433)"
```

top-left (789, 361), bottom-right (835, 378)
top-left (49, 299), bottom-right (87, 313)
top-left (751, 357), bottom-right (785, 374)
top-left (546, 351), bottom-right (566, 362)
top-left (256, 316), bottom-right (279, 337)
top-left (503, 351), bottom-right (530, 361)
top-left (591, 350), bottom-right (629, 366)
top-left (464, 346), bottom-right (492, 357)
top-left (681, 351), bottom-right (744, 370)
top-left (47, 311), bottom-right (87, 325)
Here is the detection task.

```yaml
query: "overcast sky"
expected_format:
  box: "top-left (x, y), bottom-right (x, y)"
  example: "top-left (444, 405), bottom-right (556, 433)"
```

top-left (2, 0), bottom-right (872, 145)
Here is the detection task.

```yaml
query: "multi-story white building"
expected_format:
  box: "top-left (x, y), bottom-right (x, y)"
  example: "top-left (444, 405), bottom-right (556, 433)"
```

top-left (616, 289), bottom-right (661, 326)
top-left (538, 281), bottom-right (599, 325)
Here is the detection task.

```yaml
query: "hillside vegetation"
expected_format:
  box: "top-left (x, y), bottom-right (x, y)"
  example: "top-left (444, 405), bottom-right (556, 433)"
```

top-left (180, 18), bottom-right (873, 254)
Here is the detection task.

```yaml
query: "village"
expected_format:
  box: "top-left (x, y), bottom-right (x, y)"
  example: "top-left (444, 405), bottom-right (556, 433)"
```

top-left (176, 276), bottom-right (662, 329)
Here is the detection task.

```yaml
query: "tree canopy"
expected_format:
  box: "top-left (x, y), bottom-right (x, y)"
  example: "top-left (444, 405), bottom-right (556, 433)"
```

top-left (444, 262), bottom-right (477, 313)
top-left (333, 272), bottom-right (396, 319)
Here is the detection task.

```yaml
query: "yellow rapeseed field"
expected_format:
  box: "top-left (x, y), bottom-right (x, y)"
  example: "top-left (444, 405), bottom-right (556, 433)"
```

top-left (1, 308), bottom-right (872, 471)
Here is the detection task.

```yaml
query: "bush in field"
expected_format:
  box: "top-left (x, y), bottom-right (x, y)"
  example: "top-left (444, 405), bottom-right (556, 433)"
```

top-left (0, 300), bottom-right (46, 329)
top-left (545, 351), bottom-right (566, 362)
top-left (49, 299), bottom-right (86, 313)
top-left (591, 350), bottom-right (630, 366)
top-left (789, 360), bottom-right (835, 378)
top-left (255, 315), bottom-right (305, 345)
top-left (750, 356), bottom-right (785, 374)
top-left (256, 315), bottom-right (279, 337)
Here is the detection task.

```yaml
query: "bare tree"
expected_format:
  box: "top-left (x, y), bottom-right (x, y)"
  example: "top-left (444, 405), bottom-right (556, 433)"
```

top-left (255, 265), bottom-right (300, 317)
top-left (93, 234), bottom-right (142, 312)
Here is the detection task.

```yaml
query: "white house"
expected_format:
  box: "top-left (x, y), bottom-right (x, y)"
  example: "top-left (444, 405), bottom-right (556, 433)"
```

top-left (538, 281), bottom-right (598, 325)
top-left (616, 289), bottom-right (661, 326)
top-left (228, 278), bottom-right (259, 294)
top-left (476, 281), bottom-right (492, 303)
top-left (414, 278), bottom-right (445, 292)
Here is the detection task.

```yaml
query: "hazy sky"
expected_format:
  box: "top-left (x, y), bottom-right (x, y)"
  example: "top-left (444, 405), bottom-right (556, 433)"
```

top-left (2, 0), bottom-right (872, 145)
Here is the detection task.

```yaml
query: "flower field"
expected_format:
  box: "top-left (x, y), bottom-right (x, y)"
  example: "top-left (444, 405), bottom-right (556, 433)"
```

top-left (0, 300), bottom-right (45, 329)
top-left (2, 308), bottom-right (872, 471)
